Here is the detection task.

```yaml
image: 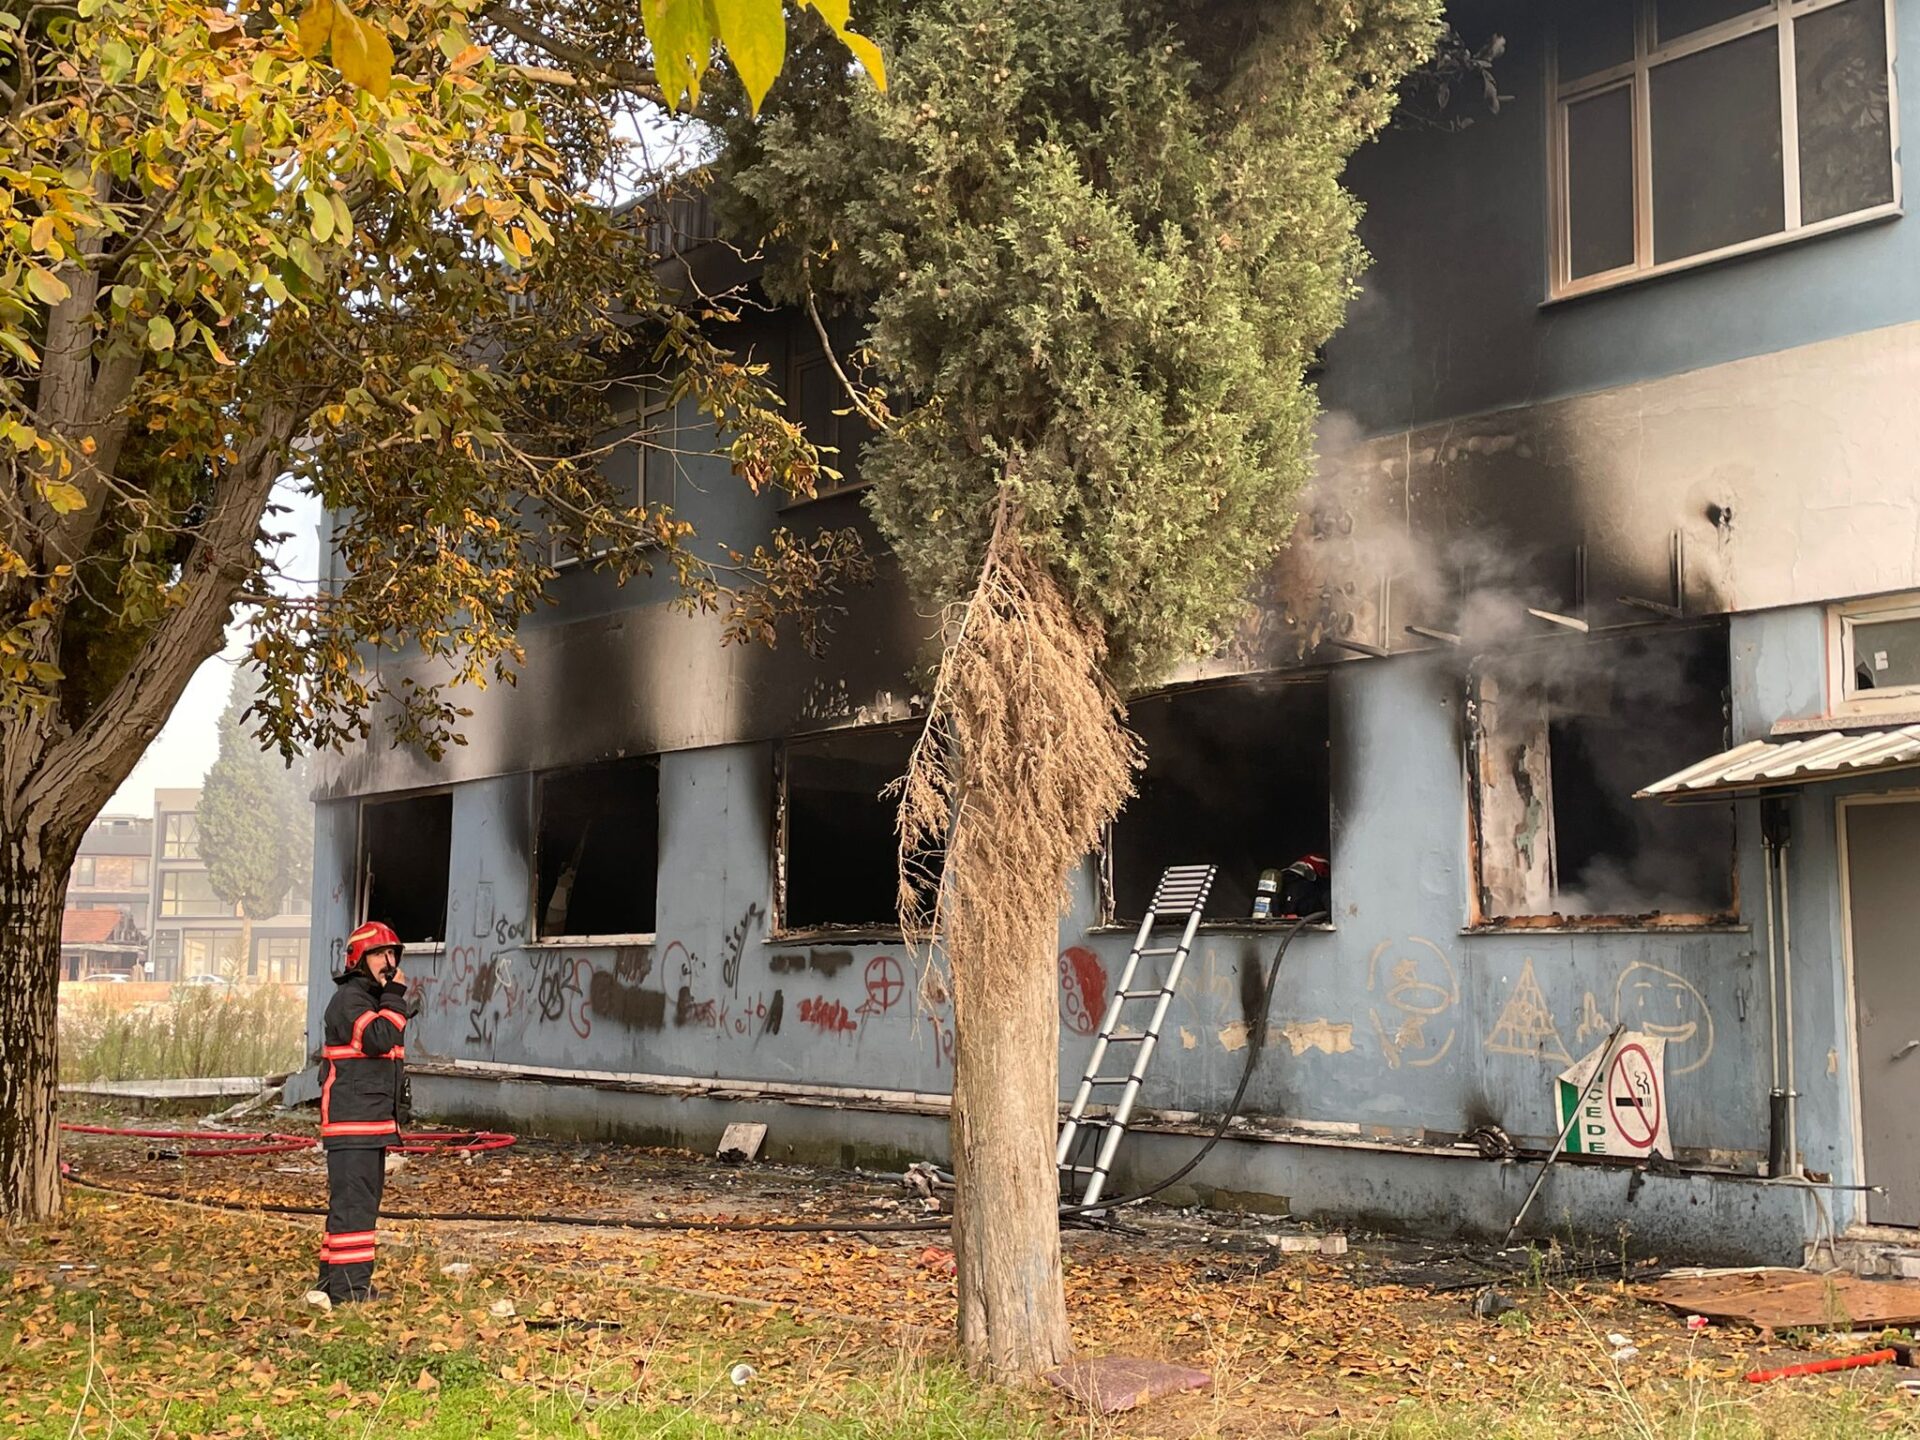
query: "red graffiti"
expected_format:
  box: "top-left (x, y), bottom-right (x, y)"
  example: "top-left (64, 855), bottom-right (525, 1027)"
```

top-left (858, 955), bottom-right (905, 1016)
top-left (1059, 947), bottom-right (1107, 1037)
top-left (797, 996), bottom-right (858, 1034)
top-left (928, 1011), bottom-right (956, 1071)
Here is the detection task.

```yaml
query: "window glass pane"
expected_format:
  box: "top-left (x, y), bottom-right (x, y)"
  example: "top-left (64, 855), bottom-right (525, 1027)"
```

top-left (1558, 0), bottom-right (1636, 83)
top-left (1650, 30), bottom-right (1785, 263)
top-left (642, 410), bottom-right (677, 510)
top-left (1796, 0), bottom-right (1894, 224)
top-left (1850, 615), bottom-right (1920, 691)
top-left (1657, 0), bottom-right (1770, 46)
top-left (1567, 87), bottom-right (1637, 278)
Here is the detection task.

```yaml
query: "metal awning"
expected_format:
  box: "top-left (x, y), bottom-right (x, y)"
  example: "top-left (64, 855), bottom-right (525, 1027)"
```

top-left (1638, 724), bottom-right (1920, 802)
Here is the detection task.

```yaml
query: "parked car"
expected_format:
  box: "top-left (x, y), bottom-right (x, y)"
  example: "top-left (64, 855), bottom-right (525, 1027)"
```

top-left (79, 971), bottom-right (131, 983)
top-left (179, 973), bottom-right (232, 987)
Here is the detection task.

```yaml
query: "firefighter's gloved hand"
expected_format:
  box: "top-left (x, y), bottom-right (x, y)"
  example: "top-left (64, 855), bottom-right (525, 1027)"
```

top-left (397, 1071), bottom-right (414, 1128)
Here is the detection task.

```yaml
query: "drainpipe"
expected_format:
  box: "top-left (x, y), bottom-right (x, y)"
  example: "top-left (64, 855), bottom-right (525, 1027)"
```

top-left (1779, 823), bottom-right (1802, 1179)
top-left (1761, 799), bottom-right (1788, 1179)
top-left (1762, 797), bottom-right (1803, 1180)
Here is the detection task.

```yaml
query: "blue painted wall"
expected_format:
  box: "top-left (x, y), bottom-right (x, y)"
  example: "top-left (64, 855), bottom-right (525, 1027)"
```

top-left (1322, 0), bottom-right (1915, 435)
top-left (313, 613), bottom-right (1892, 1251)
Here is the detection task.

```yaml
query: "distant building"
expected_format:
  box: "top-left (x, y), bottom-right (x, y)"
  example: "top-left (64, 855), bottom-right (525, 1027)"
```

top-left (61, 815), bottom-right (153, 979)
top-left (148, 787), bottom-right (312, 984)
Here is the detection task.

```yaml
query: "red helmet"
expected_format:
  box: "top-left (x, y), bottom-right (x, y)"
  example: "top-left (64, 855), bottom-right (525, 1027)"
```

top-left (345, 921), bottom-right (403, 971)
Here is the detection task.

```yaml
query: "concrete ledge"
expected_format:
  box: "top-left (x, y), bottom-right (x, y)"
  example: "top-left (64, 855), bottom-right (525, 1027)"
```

top-left (411, 1070), bottom-right (1813, 1266)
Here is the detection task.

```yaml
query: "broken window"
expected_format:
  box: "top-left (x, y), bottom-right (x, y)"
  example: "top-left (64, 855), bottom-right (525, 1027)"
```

top-left (780, 725), bottom-right (917, 931)
top-left (535, 758), bottom-right (660, 939)
top-left (358, 793), bottom-right (452, 944)
top-left (1470, 624), bottom-right (1735, 923)
top-left (1109, 677), bottom-right (1332, 922)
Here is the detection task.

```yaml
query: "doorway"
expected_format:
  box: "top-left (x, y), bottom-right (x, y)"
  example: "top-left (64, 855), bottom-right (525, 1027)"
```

top-left (1843, 797), bottom-right (1920, 1226)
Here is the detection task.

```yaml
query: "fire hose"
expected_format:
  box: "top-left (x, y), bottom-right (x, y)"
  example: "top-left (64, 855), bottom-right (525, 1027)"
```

top-left (58, 1124), bottom-right (516, 1157)
top-left (61, 920), bottom-right (1318, 1233)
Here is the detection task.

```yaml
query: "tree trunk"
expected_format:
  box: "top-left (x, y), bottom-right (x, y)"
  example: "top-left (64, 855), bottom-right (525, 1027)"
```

top-left (0, 831), bottom-right (73, 1223)
top-left (949, 904), bottom-right (1073, 1380)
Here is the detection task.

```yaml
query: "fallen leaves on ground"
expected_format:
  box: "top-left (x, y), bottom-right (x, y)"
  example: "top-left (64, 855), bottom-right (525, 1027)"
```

top-left (20, 1125), bottom-right (1920, 1438)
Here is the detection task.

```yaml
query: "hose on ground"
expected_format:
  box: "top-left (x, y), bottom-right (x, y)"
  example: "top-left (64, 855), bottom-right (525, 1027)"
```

top-left (62, 921), bottom-right (1319, 1234)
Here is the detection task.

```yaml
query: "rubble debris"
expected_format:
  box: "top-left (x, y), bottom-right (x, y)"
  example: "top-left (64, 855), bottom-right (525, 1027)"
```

top-left (1045, 1355), bottom-right (1213, 1414)
top-left (1648, 1269), bottom-right (1920, 1335)
top-left (1472, 1286), bottom-right (1516, 1321)
top-left (715, 1123), bottom-right (767, 1165)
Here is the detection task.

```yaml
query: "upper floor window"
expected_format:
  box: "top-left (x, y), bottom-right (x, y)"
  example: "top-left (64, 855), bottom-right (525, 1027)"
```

top-left (1552, 0), bottom-right (1896, 297)
top-left (551, 394), bottom-right (679, 569)
top-left (1829, 596), bottom-right (1920, 713)
top-left (161, 812), bottom-right (199, 860)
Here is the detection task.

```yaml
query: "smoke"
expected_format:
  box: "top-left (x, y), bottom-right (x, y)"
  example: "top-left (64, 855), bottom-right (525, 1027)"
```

top-left (1306, 422), bottom-right (1733, 919)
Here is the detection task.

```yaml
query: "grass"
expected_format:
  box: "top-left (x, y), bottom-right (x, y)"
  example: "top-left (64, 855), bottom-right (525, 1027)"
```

top-left (8, 1187), bottom-right (1920, 1439)
top-left (58, 985), bottom-right (307, 1082)
top-left (0, 1192), bottom-right (1048, 1440)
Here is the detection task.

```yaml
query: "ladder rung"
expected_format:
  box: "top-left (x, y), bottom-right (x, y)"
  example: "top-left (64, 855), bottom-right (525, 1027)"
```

top-left (1085, 1076), bottom-right (1132, 1087)
top-left (1137, 947), bottom-right (1183, 957)
top-left (1118, 988), bottom-right (1169, 1000)
top-left (1102, 1033), bottom-right (1147, 1043)
top-left (1059, 1163), bottom-right (1104, 1174)
top-left (1067, 1116), bottom-right (1115, 1128)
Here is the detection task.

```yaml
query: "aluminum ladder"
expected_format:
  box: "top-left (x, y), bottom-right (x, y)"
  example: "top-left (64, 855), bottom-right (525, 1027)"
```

top-left (1056, 863), bottom-right (1216, 1207)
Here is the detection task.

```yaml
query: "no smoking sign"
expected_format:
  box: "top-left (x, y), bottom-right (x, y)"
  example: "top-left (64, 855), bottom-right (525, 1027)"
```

top-left (1556, 1033), bottom-right (1672, 1159)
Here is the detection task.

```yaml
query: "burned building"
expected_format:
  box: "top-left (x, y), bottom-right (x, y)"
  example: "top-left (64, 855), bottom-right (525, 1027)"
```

top-left (302, 0), bottom-right (1920, 1264)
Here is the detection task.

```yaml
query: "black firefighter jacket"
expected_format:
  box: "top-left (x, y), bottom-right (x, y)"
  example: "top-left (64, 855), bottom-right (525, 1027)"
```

top-left (318, 968), bottom-right (411, 1149)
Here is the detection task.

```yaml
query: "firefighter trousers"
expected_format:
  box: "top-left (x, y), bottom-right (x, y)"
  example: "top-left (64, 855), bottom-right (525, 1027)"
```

top-left (318, 1147), bottom-right (387, 1301)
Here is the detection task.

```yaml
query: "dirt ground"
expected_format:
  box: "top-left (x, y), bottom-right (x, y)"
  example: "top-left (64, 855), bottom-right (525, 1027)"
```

top-left (45, 1117), bottom-right (1920, 1436)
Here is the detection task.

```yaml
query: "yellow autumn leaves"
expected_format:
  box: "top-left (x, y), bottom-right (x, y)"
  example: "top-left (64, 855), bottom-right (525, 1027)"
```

top-left (294, 0), bottom-right (397, 99)
top-left (290, 0), bottom-right (884, 114)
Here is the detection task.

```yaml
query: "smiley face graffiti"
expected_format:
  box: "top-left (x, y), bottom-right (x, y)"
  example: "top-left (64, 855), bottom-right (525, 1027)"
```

top-left (1613, 961), bottom-right (1715, 1076)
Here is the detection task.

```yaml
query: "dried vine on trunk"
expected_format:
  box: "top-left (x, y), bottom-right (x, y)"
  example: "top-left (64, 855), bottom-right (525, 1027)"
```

top-left (895, 495), bottom-right (1136, 1377)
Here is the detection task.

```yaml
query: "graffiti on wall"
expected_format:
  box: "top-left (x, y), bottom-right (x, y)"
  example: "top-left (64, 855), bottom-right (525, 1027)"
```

top-left (1366, 937), bottom-right (1459, 1069)
top-left (1058, 947), bottom-right (1107, 1038)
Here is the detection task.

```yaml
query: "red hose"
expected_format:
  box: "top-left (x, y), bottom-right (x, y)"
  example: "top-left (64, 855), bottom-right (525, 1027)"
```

top-left (1746, 1349), bottom-right (1896, 1384)
top-left (59, 1124), bottom-right (516, 1157)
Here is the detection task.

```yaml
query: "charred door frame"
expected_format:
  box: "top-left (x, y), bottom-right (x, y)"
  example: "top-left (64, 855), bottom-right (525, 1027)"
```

top-left (1462, 622), bottom-right (1741, 931)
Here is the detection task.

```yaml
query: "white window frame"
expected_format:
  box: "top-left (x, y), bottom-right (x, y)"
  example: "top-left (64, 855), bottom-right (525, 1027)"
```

top-left (1828, 595), bottom-right (1920, 711)
top-left (1549, 0), bottom-right (1901, 300)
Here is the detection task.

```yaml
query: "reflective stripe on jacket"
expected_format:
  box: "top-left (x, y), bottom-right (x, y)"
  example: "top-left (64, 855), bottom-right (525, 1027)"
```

top-left (318, 969), bottom-right (409, 1149)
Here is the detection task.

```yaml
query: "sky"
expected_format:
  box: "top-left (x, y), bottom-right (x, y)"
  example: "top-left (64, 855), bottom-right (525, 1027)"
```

top-left (103, 485), bottom-right (325, 818)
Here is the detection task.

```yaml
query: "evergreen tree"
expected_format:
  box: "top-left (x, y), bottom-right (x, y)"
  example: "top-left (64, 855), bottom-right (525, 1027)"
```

top-left (714, 0), bottom-right (1442, 1377)
top-left (199, 669), bottom-right (312, 966)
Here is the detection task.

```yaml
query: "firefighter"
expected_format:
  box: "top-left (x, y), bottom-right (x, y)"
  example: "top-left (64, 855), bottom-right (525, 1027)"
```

top-left (310, 920), bottom-right (412, 1304)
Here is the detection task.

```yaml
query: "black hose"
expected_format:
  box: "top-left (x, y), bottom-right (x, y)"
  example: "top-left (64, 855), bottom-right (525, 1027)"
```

top-left (67, 915), bottom-right (1322, 1235)
top-left (64, 1168), bottom-right (954, 1233)
top-left (1059, 910), bottom-right (1325, 1216)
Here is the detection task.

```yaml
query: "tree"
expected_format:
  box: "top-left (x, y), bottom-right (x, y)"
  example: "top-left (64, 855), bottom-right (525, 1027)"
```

top-left (199, 668), bottom-right (312, 974)
top-left (0, 0), bottom-right (876, 1221)
top-left (713, 0), bottom-right (1441, 1378)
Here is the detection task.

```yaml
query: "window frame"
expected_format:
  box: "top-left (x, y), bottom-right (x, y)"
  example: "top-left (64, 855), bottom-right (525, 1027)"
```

top-left (354, 788), bottom-right (454, 945)
top-left (772, 723), bottom-right (918, 939)
top-left (550, 393), bottom-right (676, 571)
top-left (1828, 596), bottom-right (1920, 711)
top-left (1548, 0), bottom-right (1901, 300)
top-left (160, 870), bottom-right (227, 919)
top-left (161, 812), bottom-right (199, 860)
top-left (1464, 625), bottom-right (1741, 932)
top-left (72, 856), bottom-right (95, 888)
top-left (531, 757), bottom-right (662, 944)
